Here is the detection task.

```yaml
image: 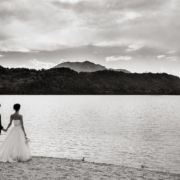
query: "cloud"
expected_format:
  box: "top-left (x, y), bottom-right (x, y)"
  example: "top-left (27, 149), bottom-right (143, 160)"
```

top-left (1, 47), bottom-right (31, 52)
top-left (161, 67), bottom-right (180, 77)
top-left (106, 56), bottom-right (132, 61)
top-left (126, 44), bottom-right (144, 51)
top-left (55, 0), bottom-right (82, 3)
top-left (16, 65), bottom-right (31, 69)
top-left (157, 55), bottom-right (165, 59)
top-left (0, 0), bottom-right (75, 51)
top-left (51, 0), bottom-right (168, 13)
top-left (0, 0), bottom-right (180, 77)
top-left (0, 54), bottom-right (3, 57)
top-left (124, 12), bottom-right (142, 20)
top-left (0, 0), bottom-right (179, 53)
top-left (29, 59), bottom-right (56, 69)
top-left (58, 59), bottom-right (66, 64)
top-left (167, 50), bottom-right (176, 54)
top-left (166, 57), bottom-right (178, 61)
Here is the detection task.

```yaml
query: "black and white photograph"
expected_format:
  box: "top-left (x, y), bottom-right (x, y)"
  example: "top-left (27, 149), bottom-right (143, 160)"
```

top-left (0, 0), bottom-right (180, 179)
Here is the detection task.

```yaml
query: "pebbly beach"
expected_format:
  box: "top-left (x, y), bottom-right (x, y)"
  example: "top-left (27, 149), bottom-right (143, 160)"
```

top-left (0, 156), bottom-right (180, 180)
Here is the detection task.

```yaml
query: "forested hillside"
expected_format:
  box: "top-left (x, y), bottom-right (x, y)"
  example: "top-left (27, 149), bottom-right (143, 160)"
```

top-left (0, 66), bottom-right (180, 95)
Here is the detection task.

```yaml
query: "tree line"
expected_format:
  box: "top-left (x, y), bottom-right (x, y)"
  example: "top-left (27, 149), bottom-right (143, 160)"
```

top-left (0, 66), bottom-right (180, 95)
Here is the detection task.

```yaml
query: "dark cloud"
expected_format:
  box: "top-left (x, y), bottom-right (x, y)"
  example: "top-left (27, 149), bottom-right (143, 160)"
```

top-left (107, 0), bottom-right (168, 11)
top-left (51, 0), bottom-right (168, 13)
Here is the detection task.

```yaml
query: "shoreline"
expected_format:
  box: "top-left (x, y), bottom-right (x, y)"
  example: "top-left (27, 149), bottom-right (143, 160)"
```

top-left (0, 156), bottom-right (180, 180)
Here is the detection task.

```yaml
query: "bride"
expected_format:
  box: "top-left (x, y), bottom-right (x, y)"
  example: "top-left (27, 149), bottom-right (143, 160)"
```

top-left (0, 103), bottom-right (31, 162)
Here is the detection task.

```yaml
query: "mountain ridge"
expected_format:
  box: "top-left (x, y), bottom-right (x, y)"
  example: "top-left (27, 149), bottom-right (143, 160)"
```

top-left (53, 61), bottom-right (131, 73)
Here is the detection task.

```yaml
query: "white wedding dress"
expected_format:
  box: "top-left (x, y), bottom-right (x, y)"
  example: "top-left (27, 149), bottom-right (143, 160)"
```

top-left (0, 120), bottom-right (31, 162)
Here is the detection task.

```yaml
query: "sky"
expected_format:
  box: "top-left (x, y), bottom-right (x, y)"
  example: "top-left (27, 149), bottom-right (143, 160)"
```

top-left (0, 0), bottom-right (180, 76)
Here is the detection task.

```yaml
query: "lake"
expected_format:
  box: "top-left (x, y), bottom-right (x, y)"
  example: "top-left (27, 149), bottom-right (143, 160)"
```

top-left (0, 95), bottom-right (180, 174)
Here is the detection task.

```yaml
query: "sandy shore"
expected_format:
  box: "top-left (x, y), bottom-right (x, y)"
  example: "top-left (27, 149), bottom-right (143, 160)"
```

top-left (0, 157), bottom-right (180, 180)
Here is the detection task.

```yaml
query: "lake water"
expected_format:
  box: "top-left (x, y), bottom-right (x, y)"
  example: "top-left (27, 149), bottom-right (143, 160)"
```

top-left (0, 95), bottom-right (180, 174)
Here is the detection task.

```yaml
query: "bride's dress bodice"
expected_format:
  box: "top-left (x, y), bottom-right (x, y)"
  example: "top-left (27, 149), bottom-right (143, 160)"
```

top-left (14, 120), bottom-right (21, 127)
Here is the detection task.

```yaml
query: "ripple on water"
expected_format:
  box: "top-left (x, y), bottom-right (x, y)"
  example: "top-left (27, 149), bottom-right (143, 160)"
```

top-left (0, 95), bottom-right (180, 174)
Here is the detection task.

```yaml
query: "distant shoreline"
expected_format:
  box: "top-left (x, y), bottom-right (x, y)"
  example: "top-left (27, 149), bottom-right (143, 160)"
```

top-left (0, 156), bottom-right (179, 179)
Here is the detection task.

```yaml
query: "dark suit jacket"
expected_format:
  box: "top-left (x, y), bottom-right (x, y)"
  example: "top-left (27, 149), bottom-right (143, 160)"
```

top-left (0, 114), bottom-right (4, 134)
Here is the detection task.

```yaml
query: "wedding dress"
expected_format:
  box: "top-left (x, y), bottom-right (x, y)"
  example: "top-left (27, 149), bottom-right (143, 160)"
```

top-left (0, 120), bottom-right (31, 162)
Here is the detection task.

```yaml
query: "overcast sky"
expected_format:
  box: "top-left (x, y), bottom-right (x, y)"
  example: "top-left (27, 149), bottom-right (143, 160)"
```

top-left (0, 0), bottom-right (180, 76)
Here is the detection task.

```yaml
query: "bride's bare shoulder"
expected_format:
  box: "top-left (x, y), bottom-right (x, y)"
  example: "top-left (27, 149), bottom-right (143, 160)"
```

top-left (10, 113), bottom-right (14, 117)
top-left (10, 113), bottom-right (23, 119)
top-left (10, 114), bottom-right (14, 120)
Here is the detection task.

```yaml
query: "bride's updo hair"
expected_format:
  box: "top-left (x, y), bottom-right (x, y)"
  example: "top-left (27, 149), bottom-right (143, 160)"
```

top-left (13, 104), bottom-right (21, 112)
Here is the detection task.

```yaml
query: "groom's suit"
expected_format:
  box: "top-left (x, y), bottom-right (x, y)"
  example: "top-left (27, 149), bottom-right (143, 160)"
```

top-left (0, 114), bottom-right (4, 134)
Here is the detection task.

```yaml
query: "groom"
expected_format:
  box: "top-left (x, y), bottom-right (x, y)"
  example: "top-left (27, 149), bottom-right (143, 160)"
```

top-left (0, 104), bottom-right (6, 134)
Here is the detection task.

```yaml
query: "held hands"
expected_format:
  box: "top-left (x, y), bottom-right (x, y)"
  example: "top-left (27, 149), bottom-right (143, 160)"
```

top-left (25, 137), bottom-right (30, 144)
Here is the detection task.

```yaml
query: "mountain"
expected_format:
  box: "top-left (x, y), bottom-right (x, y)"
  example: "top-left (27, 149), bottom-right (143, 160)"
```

top-left (53, 61), bottom-right (131, 73)
top-left (54, 61), bottom-right (106, 72)
top-left (0, 65), bottom-right (180, 95)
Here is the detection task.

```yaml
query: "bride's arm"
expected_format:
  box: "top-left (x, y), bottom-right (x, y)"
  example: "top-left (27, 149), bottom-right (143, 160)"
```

top-left (20, 116), bottom-right (27, 138)
top-left (6, 115), bottom-right (13, 131)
